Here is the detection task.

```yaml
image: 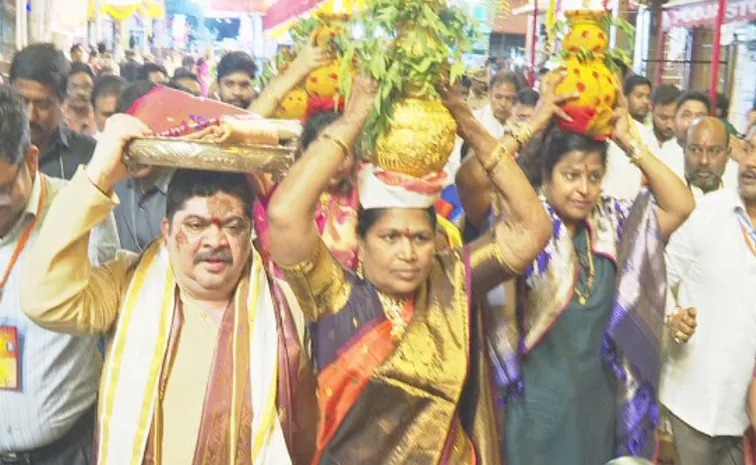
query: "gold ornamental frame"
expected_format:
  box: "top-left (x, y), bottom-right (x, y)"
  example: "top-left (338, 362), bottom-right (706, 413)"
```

top-left (124, 138), bottom-right (297, 181)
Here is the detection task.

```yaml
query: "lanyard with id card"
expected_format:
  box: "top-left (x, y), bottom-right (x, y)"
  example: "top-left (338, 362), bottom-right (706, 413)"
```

top-left (0, 177), bottom-right (45, 391)
top-left (0, 325), bottom-right (19, 390)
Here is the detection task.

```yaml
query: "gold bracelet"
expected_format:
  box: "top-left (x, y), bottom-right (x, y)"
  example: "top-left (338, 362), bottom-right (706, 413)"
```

top-left (506, 122), bottom-right (534, 149)
top-left (626, 139), bottom-right (647, 165)
top-left (482, 144), bottom-right (510, 175)
top-left (320, 132), bottom-right (350, 159)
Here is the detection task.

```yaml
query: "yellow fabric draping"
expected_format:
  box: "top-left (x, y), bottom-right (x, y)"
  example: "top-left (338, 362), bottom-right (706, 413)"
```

top-left (88, 0), bottom-right (164, 21)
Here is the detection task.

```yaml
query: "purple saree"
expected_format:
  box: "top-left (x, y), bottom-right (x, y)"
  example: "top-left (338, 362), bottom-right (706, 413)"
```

top-left (485, 190), bottom-right (666, 458)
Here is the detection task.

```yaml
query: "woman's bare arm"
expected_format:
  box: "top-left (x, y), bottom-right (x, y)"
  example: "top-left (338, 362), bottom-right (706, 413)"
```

top-left (249, 45), bottom-right (331, 117)
top-left (267, 77), bottom-right (376, 267)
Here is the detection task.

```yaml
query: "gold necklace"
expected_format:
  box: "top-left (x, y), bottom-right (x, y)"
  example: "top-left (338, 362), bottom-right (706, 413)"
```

top-left (573, 232), bottom-right (595, 305)
top-left (377, 292), bottom-right (411, 341)
top-left (318, 192), bottom-right (332, 213)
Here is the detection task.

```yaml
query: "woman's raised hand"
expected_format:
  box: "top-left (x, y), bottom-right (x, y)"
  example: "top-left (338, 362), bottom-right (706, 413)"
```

top-left (528, 71), bottom-right (578, 135)
top-left (345, 74), bottom-right (379, 119)
top-left (611, 85), bottom-right (636, 152)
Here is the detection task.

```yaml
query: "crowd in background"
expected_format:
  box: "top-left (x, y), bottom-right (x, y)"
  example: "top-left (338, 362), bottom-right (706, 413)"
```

top-left (0, 37), bottom-right (756, 465)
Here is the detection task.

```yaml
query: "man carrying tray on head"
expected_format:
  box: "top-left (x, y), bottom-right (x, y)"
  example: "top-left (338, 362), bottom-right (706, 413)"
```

top-left (20, 111), bottom-right (297, 465)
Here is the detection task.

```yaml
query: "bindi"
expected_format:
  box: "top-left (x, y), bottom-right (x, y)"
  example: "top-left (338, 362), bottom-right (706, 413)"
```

top-left (210, 217), bottom-right (223, 228)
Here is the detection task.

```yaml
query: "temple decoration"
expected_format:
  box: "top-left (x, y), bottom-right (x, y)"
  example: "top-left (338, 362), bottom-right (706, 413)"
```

top-left (337, 0), bottom-right (476, 208)
top-left (548, 9), bottom-right (634, 140)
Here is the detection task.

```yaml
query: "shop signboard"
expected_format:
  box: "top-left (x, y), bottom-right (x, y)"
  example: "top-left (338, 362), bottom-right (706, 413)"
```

top-left (663, 0), bottom-right (756, 30)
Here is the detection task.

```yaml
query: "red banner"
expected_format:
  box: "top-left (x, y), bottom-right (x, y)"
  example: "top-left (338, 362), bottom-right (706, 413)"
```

top-left (662, 0), bottom-right (756, 29)
top-left (263, 0), bottom-right (324, 30)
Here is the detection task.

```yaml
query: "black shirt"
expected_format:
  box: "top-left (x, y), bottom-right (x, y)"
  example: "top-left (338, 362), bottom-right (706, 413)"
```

top-left (39, 125), bottom-right (96, 180)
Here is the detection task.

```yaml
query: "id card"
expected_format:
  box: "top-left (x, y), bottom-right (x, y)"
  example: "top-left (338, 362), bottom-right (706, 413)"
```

top-left (0, 325), bottom-right (19, 390)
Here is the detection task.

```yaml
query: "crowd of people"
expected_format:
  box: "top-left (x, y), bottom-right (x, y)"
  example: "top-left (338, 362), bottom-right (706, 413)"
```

top-left (0, 36), bottom-right (755, 465)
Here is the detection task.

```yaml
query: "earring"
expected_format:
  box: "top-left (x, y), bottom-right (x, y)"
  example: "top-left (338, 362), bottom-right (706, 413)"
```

top-left (356, 259), bottom-right (364, 280)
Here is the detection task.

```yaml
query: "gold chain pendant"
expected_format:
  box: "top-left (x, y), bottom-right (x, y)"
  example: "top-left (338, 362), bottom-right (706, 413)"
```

top-left (377, 292), bottom-right (410, 341)
top-left (574, 232), bottom-right (596, 306)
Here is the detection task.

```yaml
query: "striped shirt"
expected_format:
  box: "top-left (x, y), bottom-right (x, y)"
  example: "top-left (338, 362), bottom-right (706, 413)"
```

top-left (0, 173), bottom-right (119, 452)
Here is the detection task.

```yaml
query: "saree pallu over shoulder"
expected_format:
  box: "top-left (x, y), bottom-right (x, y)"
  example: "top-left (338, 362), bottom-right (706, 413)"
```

top-left (317, 250), bottom-right (497, 465)
top-left (95, 239), bottom-right (292, 465)
top-left (487, 191), bottom-right (665, 457)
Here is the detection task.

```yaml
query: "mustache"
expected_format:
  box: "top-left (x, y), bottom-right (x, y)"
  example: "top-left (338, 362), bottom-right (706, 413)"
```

top-left (29, 122), bottom-right (43, 132)
top-left (194, 249), bottom-right (233, 265)
top-left (690, 168), bottom-right (717, 177)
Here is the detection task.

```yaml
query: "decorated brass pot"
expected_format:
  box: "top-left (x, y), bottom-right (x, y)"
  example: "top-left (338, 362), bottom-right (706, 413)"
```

top-left (374, 97), bottom-right (457, 177)
top-left (552, 10), bottom-right (618, 140)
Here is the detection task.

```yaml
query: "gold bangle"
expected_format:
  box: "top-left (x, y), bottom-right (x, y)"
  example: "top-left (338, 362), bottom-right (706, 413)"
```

top-left (506, 122), bottom-right (534, 149)
top-left (627, 139), bottom-right (647, 165)
top-left (482, 144), bottom-right (509, 175)
top-left (320, 132), bottom-right (350, 159)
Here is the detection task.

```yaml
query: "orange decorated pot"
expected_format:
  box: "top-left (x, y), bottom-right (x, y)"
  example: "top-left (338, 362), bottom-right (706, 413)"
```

top-left (274, 88), bottom-right (309, 120)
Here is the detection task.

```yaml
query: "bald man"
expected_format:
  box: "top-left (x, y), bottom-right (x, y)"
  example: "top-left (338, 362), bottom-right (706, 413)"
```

top-left (684, 116), bottom-right (739, 195)
top-left (660, 118), bottom-right (756, 465)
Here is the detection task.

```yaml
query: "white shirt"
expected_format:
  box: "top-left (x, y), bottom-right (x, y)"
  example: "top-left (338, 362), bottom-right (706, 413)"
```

top-left (445, 104), bottom-right (505, 183)
top-left (603, 125), bottom-right (739, 200)
top-left (602, 120), bottom-right (657, 201)
top-left (0, 174), bottom-right (119, 451)
top-left (660, 188), bottom-right (756, 436)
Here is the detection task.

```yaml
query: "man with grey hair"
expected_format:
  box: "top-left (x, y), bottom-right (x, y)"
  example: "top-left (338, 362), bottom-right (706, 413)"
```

top-left (0, 85), bottom-right (118, 464)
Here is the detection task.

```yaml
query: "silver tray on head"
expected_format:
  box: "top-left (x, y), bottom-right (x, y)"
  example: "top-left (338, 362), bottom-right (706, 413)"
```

top-left (123, 137), bottom-right (297, 180)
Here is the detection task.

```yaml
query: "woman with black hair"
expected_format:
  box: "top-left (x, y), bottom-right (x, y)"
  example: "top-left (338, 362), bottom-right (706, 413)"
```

top-left (264, 73), bottom-right (563, 464)
top-left (459, 86), bottom-right (695, 464)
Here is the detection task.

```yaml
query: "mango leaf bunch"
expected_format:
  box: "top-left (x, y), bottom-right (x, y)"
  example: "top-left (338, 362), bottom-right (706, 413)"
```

top-left (335, 0), bottom-right (479, 151)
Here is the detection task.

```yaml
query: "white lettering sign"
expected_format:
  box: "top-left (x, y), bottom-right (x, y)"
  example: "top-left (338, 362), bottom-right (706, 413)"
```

top-left (663, 0), bottom-right (756, 29)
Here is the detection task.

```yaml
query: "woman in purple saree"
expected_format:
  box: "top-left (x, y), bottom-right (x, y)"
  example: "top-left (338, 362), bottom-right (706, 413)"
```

top-left (458, 89), bottom-right (696, 464)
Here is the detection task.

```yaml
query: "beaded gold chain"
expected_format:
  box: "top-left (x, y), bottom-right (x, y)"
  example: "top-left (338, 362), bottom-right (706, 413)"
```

top-left (574, 232), bottom-right (595, 305)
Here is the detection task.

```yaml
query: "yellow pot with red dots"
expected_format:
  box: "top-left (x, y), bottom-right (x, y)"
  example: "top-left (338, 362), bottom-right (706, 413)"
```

top-left (553, 10), bottom-right (617, 140)
top-left (304, 24), bottom-right (343, 100)
top-left (553, 56), bottom-right (617, 140)
top-left (562, 10), bottom-right (609, 54)
top-left (311, 24), bottom-right (343, 48)
top-left (274, 87), bottom-right (309, 120)
top-left (305, 62), bottom-right (342, 99)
